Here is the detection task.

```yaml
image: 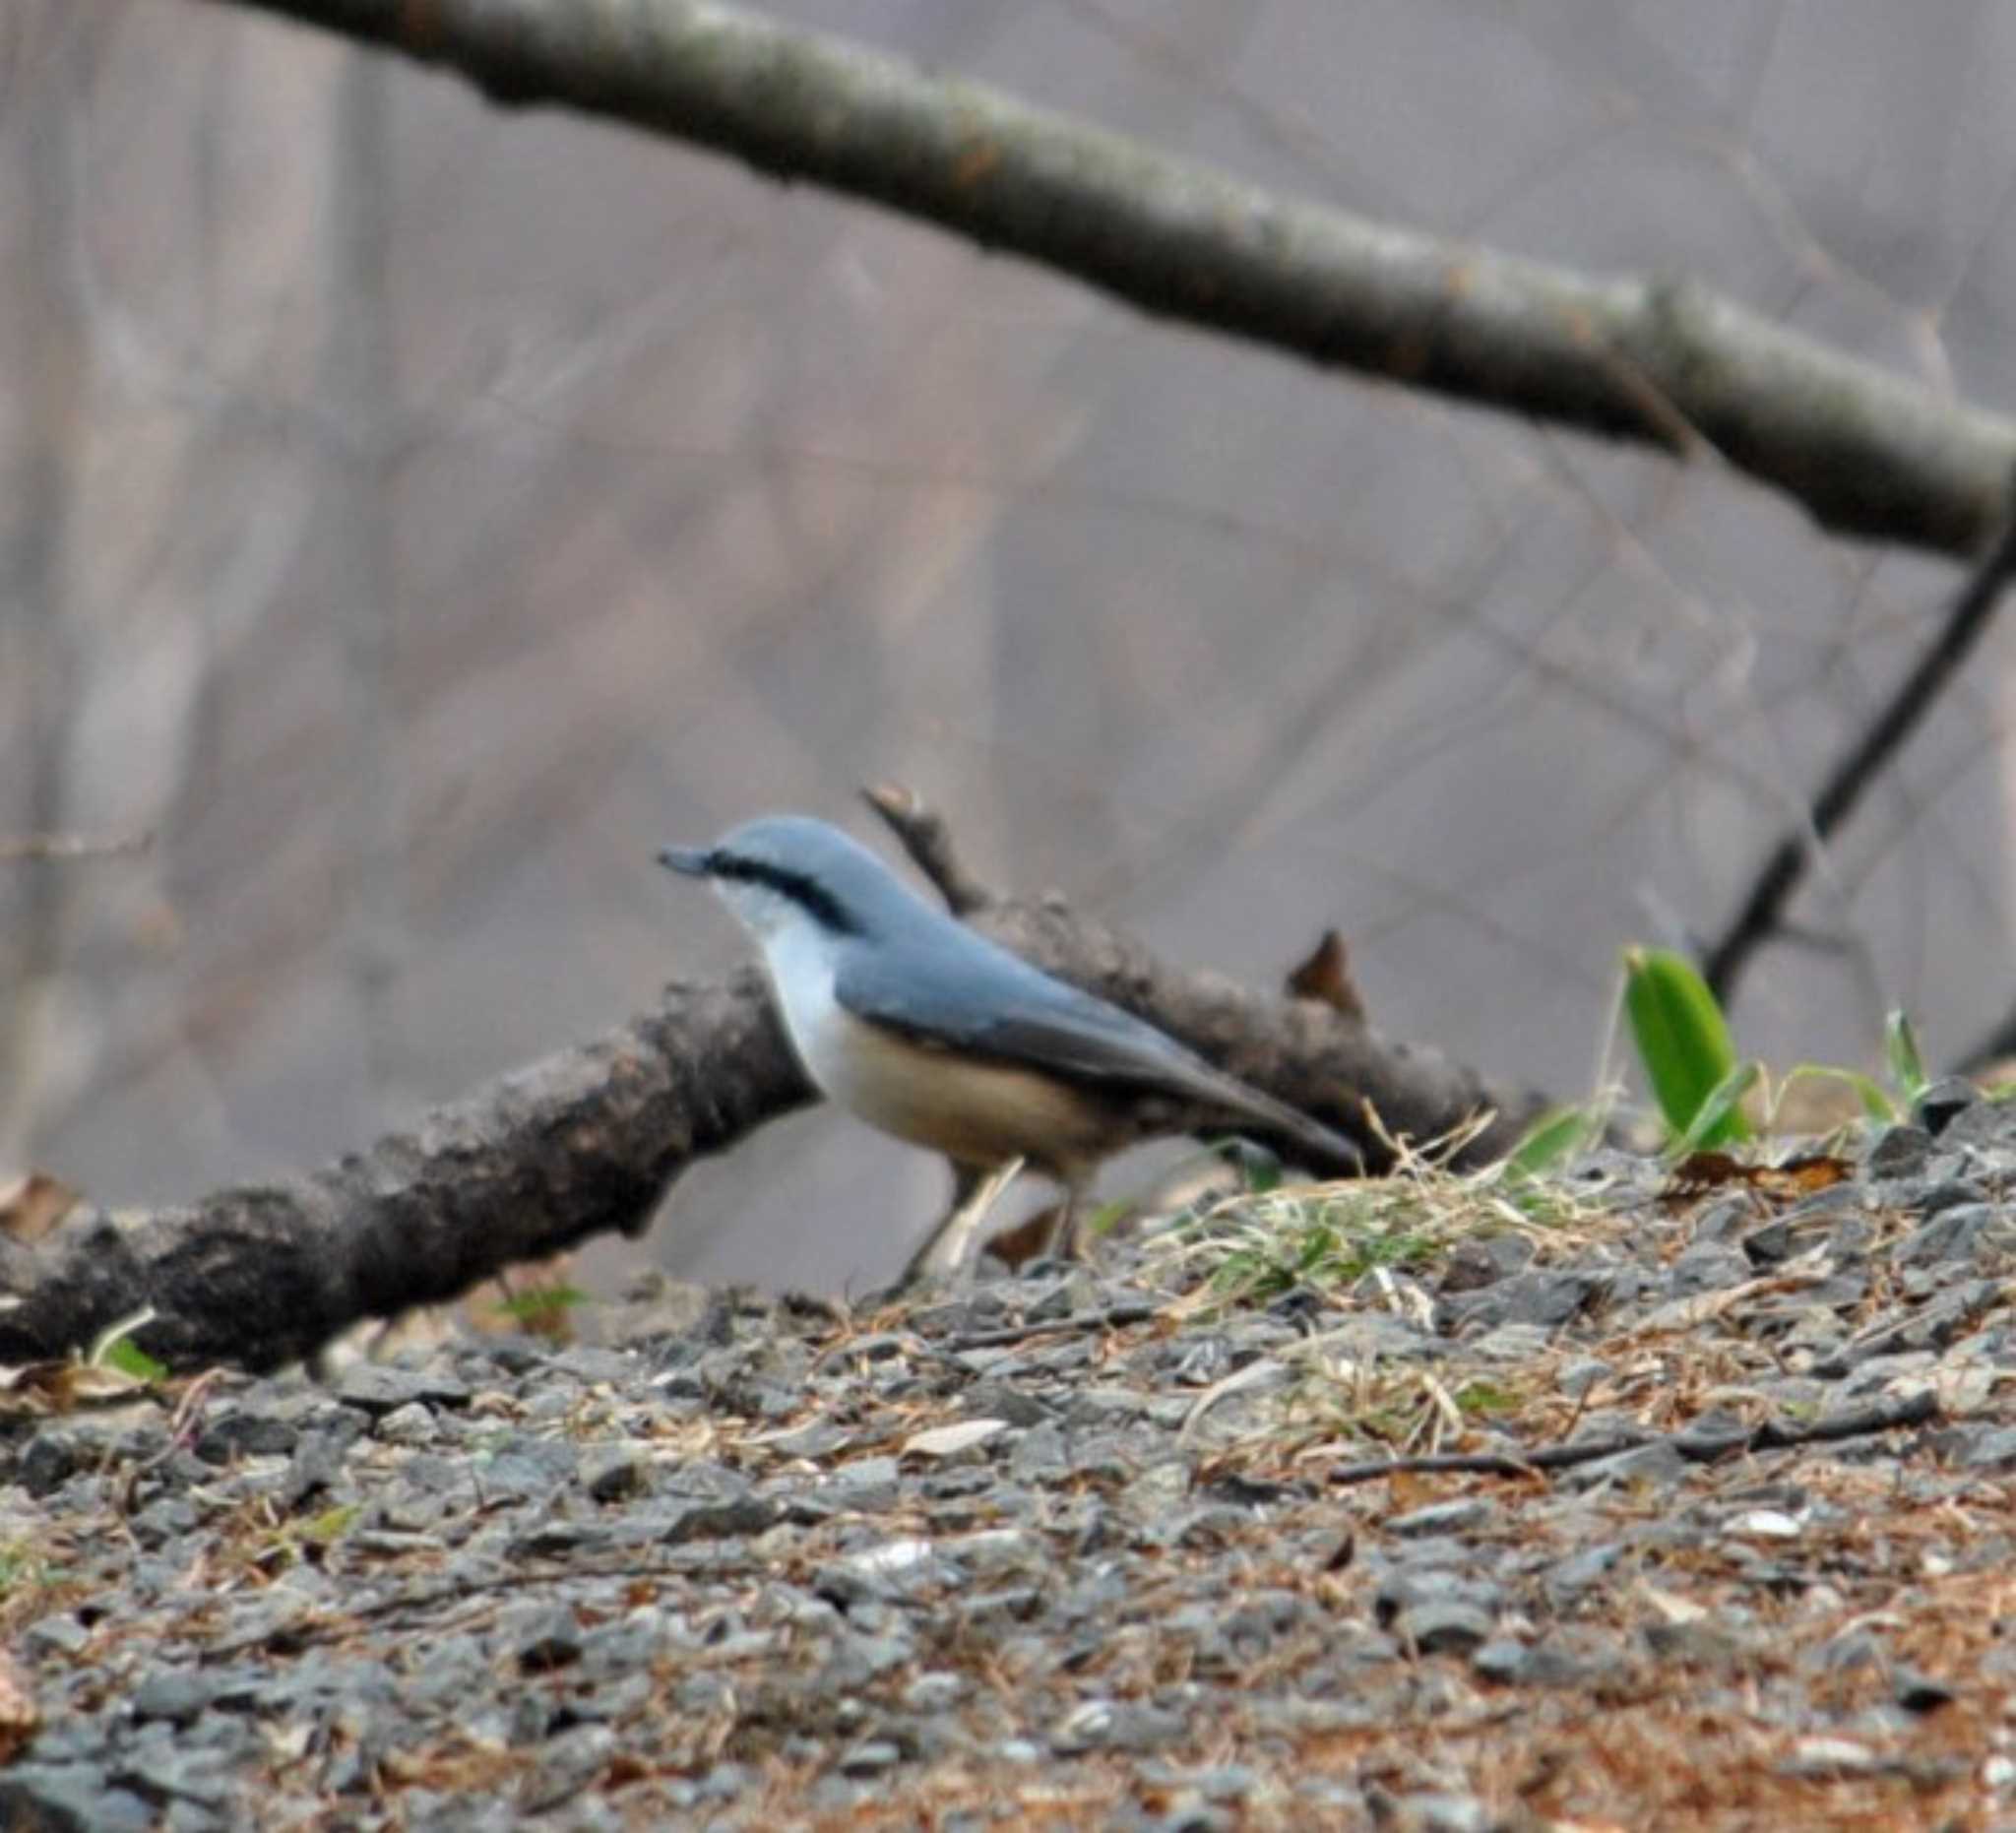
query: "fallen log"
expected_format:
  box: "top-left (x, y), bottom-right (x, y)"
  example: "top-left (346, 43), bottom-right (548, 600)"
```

top-left (0, 792), bottom-right (1545, 1370)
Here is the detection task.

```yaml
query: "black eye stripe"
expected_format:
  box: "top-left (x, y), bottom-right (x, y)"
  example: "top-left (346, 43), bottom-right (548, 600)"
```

top-left (713, 854), bottom-right (860, 935)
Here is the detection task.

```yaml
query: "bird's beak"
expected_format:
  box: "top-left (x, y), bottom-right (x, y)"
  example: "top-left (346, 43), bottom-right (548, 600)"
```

top-left (657, 846), bottom-right (715, 879)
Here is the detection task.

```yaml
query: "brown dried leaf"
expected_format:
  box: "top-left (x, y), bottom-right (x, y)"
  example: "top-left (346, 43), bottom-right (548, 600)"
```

top-left (0, 1358), bottom-right (150, 1416)
top-left (0, 1647), bottom-right (39, 1763)
top-left (1287, 928), bottom-right (1366, 1021)
top-left (0, 1170), bottom-right (80, 1243)
top-left (1664, 1151), bottom-right (1851, 1206)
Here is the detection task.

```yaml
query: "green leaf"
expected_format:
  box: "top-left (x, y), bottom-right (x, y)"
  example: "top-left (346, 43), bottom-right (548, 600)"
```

top-left (1884, 1010), bottom-right (1930, 1103)
top-left (299, 1504), bottom-right (361, 1546)
top-left (97, 1337), bottom-right (168, 1383)
top-left (496, 1285), bottom-right (590, 1323)
top-left (1504, 1105), bottom-right (1595, 1179)
top-left (1623, 946), bottom-right (1750, 1147)
top-left (1673, 1059), bottom-right (1762, 1156)
top-left (87, 1305), bottom-right (165, 1381)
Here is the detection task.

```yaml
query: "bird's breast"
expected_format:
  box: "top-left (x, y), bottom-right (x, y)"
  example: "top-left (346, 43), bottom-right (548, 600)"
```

top-left (762, 946), bottom-right (1118, 1176)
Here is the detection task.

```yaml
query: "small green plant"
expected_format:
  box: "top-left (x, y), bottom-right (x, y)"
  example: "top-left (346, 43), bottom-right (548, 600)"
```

top-left (87, 1306), bottom-right (166, 1383)
top-left (1622, 946), bottom-right (1752, 1150)
top-left (1502, 1105), bottom-right (1600, 1181)
top-left (1206, 1204), bottom-right (1443, 1302)
top-left (1450, 1379), bottom-right (1522, 1417)
top-left (1883, 1010), bottom-right (1930, 1106)
top-left (0, 1541), bottom-right (52, 1599)
top-left (296, 1503), bottom-right (361, 1547)
top-left (491, 1283), bottom-right (591, 1340)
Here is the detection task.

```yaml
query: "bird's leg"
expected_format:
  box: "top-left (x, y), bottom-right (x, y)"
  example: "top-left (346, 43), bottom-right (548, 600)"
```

top-left (900, 1158), bottom-right (1025, 1287)
top-left (1052, 1172), bottom-right (1095, 1263)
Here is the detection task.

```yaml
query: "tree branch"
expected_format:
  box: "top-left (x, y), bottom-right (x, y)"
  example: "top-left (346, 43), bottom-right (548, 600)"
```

top-left (201, 0), bottom-right (2016, 558)
top-left (1703, 466), bottom-right (2016, 1006)
top-left (0, 969), bottom-right (809, 1372)
top-left (0, 811), bottom-right (1544, 1371)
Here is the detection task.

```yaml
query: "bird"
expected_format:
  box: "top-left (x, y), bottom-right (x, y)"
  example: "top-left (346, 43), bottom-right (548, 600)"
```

top-left (660, 814), bottom-right (1358, 1279)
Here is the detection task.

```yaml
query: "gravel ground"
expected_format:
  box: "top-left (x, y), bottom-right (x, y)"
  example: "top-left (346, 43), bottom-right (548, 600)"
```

top-left (5, 1089), bottom-right (2016, 1829)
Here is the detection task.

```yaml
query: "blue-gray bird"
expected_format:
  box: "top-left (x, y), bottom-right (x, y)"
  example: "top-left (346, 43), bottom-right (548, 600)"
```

top-left (660, 814), bottom-right (1356, 1276)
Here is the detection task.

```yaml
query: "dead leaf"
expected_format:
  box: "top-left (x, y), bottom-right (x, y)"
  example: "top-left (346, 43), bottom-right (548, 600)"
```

top-left (1287, 928), bottom-right (1366, 1021)
top-left (0, 1170), bottom-right (80, 1242)
top-left (0, 1647), bottom-right (38, 1762)
top-left (0, 1358), bottom-right (151, 1416)
top-left (1664, 1151), bottom-right (1850, 1206)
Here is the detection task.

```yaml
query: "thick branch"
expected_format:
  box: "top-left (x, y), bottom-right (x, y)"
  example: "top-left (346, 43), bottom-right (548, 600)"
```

top-left (0, 862), bottom-right (1541, 1371)
top-left (0, 969), bottom-right (811, 1372)
top-left (202, 0), bottom-right (2016, 557)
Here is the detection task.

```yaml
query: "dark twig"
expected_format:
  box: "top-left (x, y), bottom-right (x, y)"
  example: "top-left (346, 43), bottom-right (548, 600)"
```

top-left (861, 784), bottom-right (996, 916)
top-left (1326, 1390), bottom-right (1939, 1487)
top-left (937, 1301), bottom-right (1161, 1352)
top-left (1703, 466), bottom-right (2016, 1005)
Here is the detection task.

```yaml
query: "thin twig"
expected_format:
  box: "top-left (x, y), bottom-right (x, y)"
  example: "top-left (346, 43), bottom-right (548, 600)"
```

top-left (1703, 466), bottom-right (2016, 1004)
top-left (938, 1301), bottom-right (1162, 1352)
top-left (1326, 1389), bottom-right (1938, 1487)
top-left (860, 784), bottom-right (996, 915)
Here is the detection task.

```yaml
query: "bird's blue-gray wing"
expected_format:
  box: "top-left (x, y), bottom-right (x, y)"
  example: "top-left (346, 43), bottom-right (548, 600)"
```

top-left (834, 935), bottom-right (1356, 1172)
top-left (833, 935), bottom-right (1211, 1092)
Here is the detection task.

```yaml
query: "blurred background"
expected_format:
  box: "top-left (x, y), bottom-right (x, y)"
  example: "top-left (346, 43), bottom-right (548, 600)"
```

top-left (5, 1), bottom-right (2016, 1293)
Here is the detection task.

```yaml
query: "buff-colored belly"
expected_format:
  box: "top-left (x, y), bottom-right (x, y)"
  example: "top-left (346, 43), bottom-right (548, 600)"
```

top-left (788, 989), bottom-right (1114, 1176)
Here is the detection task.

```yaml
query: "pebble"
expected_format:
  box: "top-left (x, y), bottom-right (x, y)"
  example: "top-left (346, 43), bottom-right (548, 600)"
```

top-left (2, 1107), bottom-right (2013, 1823)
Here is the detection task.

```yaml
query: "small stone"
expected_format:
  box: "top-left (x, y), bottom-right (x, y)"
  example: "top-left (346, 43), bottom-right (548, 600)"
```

top-left (518, 1724), bottom-right (616, 1813)
top-left (1894, 1667), bottom-right (1957, 1712)
top-left (1557, 1358), bottom-right (1612, 1396)
top-left (1914, 1078), bottom-right (1981, 1138)
top-left (1729, 1508), bottom-right (1802, 1540)
top-left (1382, 1792), bottom-right (1493, 1832)
top-left (902, 1672), bottom-right (965, 1712)
top-left (1388, 1499), bottom-right (1494, 1540)
top-left (192, 1412), bottom-right (298, 1464)
top-left (1782, 1737), bottom-right (1878, 1779)
top-left (512, 1606), bottom-right (585, 1674)
top-left (129, 1672), bottom-right (222, 1725)
top-left (23, 1613), bottom-right (90, 1656)
top-left (1863, 1124), bottom-right (1932, 1179)
top-left (581, 1446), bottom-right (650, 1503)
top-left (1740, 1220), bottom-right (1793, 1265)
top-left (1470, 1638), bottom-right (1531, 1683)
top-left (660, 1495), bottom-right (780, 1544)
top-left (838, 1739), bottom-right (902, 1777)
top-left (1397, 1601), bottom-right (1494, 1655)
top-left (375, 1401), bottom-right (437, 1446)
top-left (18, 1432), bottom-right (81, 1498)
top-left (903, 1420), bottom-right (1008, 1459)
top-left (1562, 1440), bottom-right (1690, 1489)
top-left (333, 1364), bottom-right (472, 1416)
top-left (0, 1769), bottom-right (157, 1832)
top-left (1048, 1699), bottom-right (1186, 1754)
top-left (1898, 1205), bottom-right (1998, 1267)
